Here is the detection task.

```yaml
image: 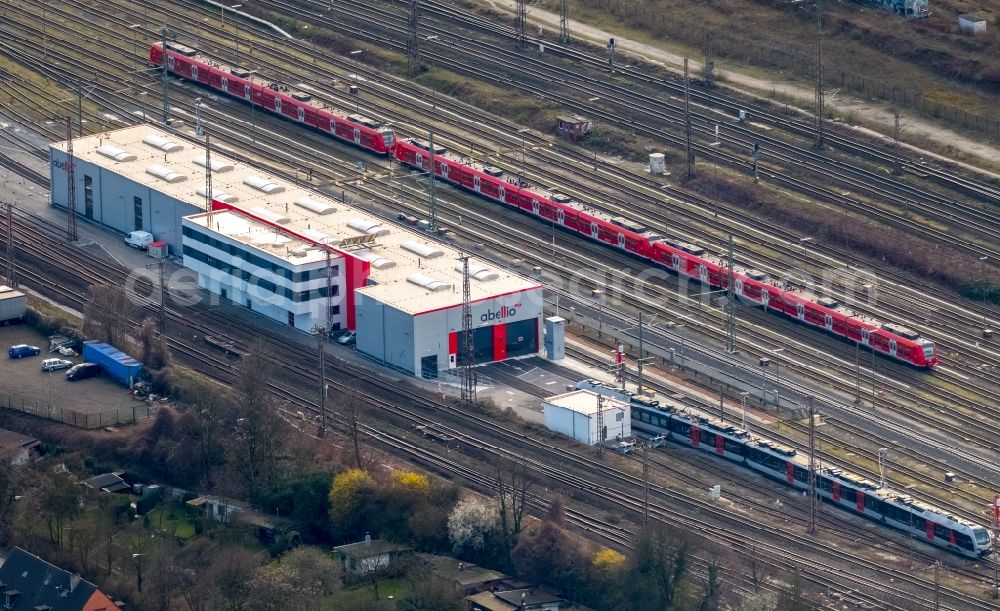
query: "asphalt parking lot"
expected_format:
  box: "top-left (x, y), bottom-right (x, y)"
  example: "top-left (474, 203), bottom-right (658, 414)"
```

top-left (0, 325), bottom-right (144, 421)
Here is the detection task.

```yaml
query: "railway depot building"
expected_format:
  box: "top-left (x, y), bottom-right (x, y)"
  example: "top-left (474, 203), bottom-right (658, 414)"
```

top-left (49, 125), bottom-right (543, 378)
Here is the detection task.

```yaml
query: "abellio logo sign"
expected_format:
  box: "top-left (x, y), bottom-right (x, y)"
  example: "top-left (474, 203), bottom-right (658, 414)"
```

top-left (481, 303), bottom-right (521, 323)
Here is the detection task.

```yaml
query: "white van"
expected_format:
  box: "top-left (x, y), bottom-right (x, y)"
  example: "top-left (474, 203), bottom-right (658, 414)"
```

top-left (124, 231), bottom-right (154, 250)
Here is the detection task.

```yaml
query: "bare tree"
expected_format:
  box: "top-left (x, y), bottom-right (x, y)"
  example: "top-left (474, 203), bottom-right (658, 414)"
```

top-left (84, 283), bottom-right (133, 346)
top-left (138, 316), bottom-right (171, 369)
top-left (341, 388), bottom-right (367, 470)
top-left (228, 342), bottom-right (286, 499)
top-left (495, 456), bottom-right (532, 561)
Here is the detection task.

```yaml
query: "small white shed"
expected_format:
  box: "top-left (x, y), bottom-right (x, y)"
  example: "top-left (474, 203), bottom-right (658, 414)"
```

top-left (959, 13), bottom-right (989, 35)
top-left (543, 389), bottom-right (630, 446)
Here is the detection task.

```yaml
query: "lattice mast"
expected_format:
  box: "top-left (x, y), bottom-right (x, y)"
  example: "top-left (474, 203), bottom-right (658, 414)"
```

top-left (814, 0), bottom-right (825, 149)
top-left (161, 26), bottom-right (171, 126)
top-left (595, 392), bottom-right (605, 457)
top-left (428, 131), bottom-right (437, 232)
top-left (559, 0), bottom-right (569, 44)
top-left (460, 256), bottom-right (476, 404)
top-left (407, 0), bottom-right (420, 76)
top-left (684, 58), bottom-right (694, 178)
top-left (204, 133), bottom-right (212, 210)
top-left (4, 201), bottom-right (15, 288)
top-left (65, 117), bottom-right (77, 242)
top-left (808, 397), bottom-right (818, 534)
top-left (515, 0), bottom-right (527, 49)
top-left (725, 234), bottom-right (736, 353)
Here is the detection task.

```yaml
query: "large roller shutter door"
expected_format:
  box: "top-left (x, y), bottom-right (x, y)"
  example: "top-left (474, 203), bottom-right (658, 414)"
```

top-left (456, 326), bottom-right (494, 366)
top-left (505, 319), bottom-right (537, 358)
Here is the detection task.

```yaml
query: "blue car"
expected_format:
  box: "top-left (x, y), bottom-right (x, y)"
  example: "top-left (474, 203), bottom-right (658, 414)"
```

top-left (8, 344), bottom-right (41, 359)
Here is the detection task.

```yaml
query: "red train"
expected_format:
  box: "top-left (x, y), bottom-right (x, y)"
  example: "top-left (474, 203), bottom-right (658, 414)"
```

top-left (150, 42), bottom-right (939, 367)
top-left (149, 42), bottom-right (394, 154)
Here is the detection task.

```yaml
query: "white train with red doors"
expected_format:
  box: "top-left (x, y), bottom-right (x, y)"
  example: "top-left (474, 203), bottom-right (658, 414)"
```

top-left (150, 41), bottom-right (938, 368)
top-left (578, 380), bottom-right (991, 558)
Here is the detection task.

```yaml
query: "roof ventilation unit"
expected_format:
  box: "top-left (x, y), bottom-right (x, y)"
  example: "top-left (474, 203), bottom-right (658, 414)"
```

top-left (145, 164), bottom-right (186, 183)
top-left (301, 228), bottom-right (337, 244)
top-left (407, 273), bottom-right (451, 292)
top-left (294, 196), bottom-right (336, 215)
top-left (454, 262), bottom-right (499, 281)
top-left (250, 207), bottom-right (290, 224)
top-left (243, 175), bottom-right (285, 194)
top-left (96, 144), bottom-right (137, 162)
top-left (193, 156), bottom-right (234, 172)
top-left (347, 218), bottom-right (389, 236)
top-left (289, 247), bottom-right (310, 258)
top-left (400, 240), bottom-right (444, 259)
top-left (195, 186), bottom-right (238, 203)
top-left (142, 134), bottom-right (184, 152)
top-left (354, 250), bottom-right (395, 269)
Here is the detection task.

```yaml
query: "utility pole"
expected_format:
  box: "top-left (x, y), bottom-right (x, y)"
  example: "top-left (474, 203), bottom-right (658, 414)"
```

top-left (157, 260), bottom-right (166, 332)
top-left (427, 131), bottom-right (437, 232)
top-left (637, 311), bottom-right (644, 394)
top-left (65, 117), bottom-right (77, 242)
top-left (684, 58), bottom-right (694, 178)
top-left (559, 0), bottom-right (569, 44)
top-left (992, 495), bottom-right (999, 599)
top-left (4, 201), bottom-right (14, 288)
top-left (892, 110), bottom-right (903, 176)
top-left (204, 133), bottom-right (212, 210)
top-left (877, 448), bottom-right (889, 489)
top-left (515, 0), bottom-right (527, 49)
top-left (751, 143), bottom-right (761, 184)
top-left (317, 328), bottom-right (327, 438)
top-left (607, 38), bottom-right (616, 73)
top-left (725, 234), bottom-right (736, 353)
top-left (195, 97), bottom-right (204, 137)
top-left (807, 397), bottom-right (817, 535)
top-left (460, 256), bottom-right (476, 405)
top-left (407, 0), bottom-right (420, 76)
top-left (77, 84), bottom-right (84, 137)
top-left (642, 444), bottom-right (650, 524)
top-left (160, 27), bottom-right (171, 126)
top-left (703, 31), bottom-right (715, 87)
top-left (813, 0), bottom-right (825, 150)
top-left (933, 561), bottom-right (940, 611)
top-left (854, 341), bottom-right (862, 403)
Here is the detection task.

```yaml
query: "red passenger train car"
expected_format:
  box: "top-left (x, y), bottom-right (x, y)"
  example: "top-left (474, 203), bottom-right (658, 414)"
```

top-left (147, 39), bottom-right (937, 367)
top-left (393, 138), bottom-right (939, 367)
top-left (148, 42), bottom-right (394, 154)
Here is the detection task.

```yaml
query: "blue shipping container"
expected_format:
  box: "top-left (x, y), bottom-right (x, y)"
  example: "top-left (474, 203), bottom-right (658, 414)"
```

top-left (82, 341), bottom-right (144, 386)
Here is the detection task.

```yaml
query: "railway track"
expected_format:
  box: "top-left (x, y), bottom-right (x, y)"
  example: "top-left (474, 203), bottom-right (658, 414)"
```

top-left (1, 0), bottom-right (1000, 512)
top-left (2, 206), bottom-right (995, 608)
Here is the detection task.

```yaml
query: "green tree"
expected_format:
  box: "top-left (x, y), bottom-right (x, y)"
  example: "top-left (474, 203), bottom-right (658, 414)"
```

top-left (628, 523), bottom-right (692, 610)
top-left (42, 473), bottom-right (80, 548)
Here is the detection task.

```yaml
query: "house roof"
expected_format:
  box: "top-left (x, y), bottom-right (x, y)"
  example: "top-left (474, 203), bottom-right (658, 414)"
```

top-left (494, 588), bottom-right (564, 607)
top-left (334, 539), bottom-right (410, 559)
top-left (0, 548), bottom-right (103, 611)
top-left (83, 473), bottom-right (128, 493)
top-left (419, 553), bottom-right (506, 588)
top-left (0, 429), bottom-right (39, 451)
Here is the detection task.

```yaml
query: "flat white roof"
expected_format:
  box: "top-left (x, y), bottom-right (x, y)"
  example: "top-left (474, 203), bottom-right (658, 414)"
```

top-left (545, 390), bottom-right (629, 416)
top-left (52, 125), bottom-right (540, 315)
top-left (185, 209), bottom-right (328, 266)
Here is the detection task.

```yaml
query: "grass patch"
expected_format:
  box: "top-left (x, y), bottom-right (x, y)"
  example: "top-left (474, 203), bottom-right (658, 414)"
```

top-left (324, 578), bottom-right (408, 607)
top-left (145, 505), bottom-right (197, 540)
top-left (24, 296), bottom-right (83, 338)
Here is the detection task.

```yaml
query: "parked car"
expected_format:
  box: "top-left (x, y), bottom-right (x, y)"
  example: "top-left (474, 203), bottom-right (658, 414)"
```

top-left (66, 362), bottom-right (101, 381)
top-left (124, 230), bottom-right (154, 250)
top-left (336, 331), bottom-right (357, 346)
top-left (40, 358), bottom-right (73, 372)
top-left (8, 344), bottom-right (40, 359)
top-left (396, 213), bottom-right (418, 225)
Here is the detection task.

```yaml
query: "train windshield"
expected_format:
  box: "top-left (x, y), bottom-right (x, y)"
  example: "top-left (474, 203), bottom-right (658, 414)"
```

top-left (381, 130), bottom-right (394, 147)
top-left (922, 341), bottom-right (935, 361)
top-left (974, 528), bottom-right (990, 545)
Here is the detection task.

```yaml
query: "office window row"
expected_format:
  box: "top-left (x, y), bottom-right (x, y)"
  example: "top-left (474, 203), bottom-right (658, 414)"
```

top-left (183, 245), bottom-right (341, 303)
top-left (182, 225), bottom-right (338, 282)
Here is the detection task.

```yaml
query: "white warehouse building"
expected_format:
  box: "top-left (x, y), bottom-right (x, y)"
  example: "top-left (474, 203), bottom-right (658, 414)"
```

top-left (543, 390), bottom-right (631, 446)
top-left (49, 125), bottom-right (543, 377)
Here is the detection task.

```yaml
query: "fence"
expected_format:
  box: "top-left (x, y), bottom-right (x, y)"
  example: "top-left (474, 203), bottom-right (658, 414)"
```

top-left (577, 0), bottom-right (1000, 136)
top-left (0, 390), bottom-right (154, 429)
